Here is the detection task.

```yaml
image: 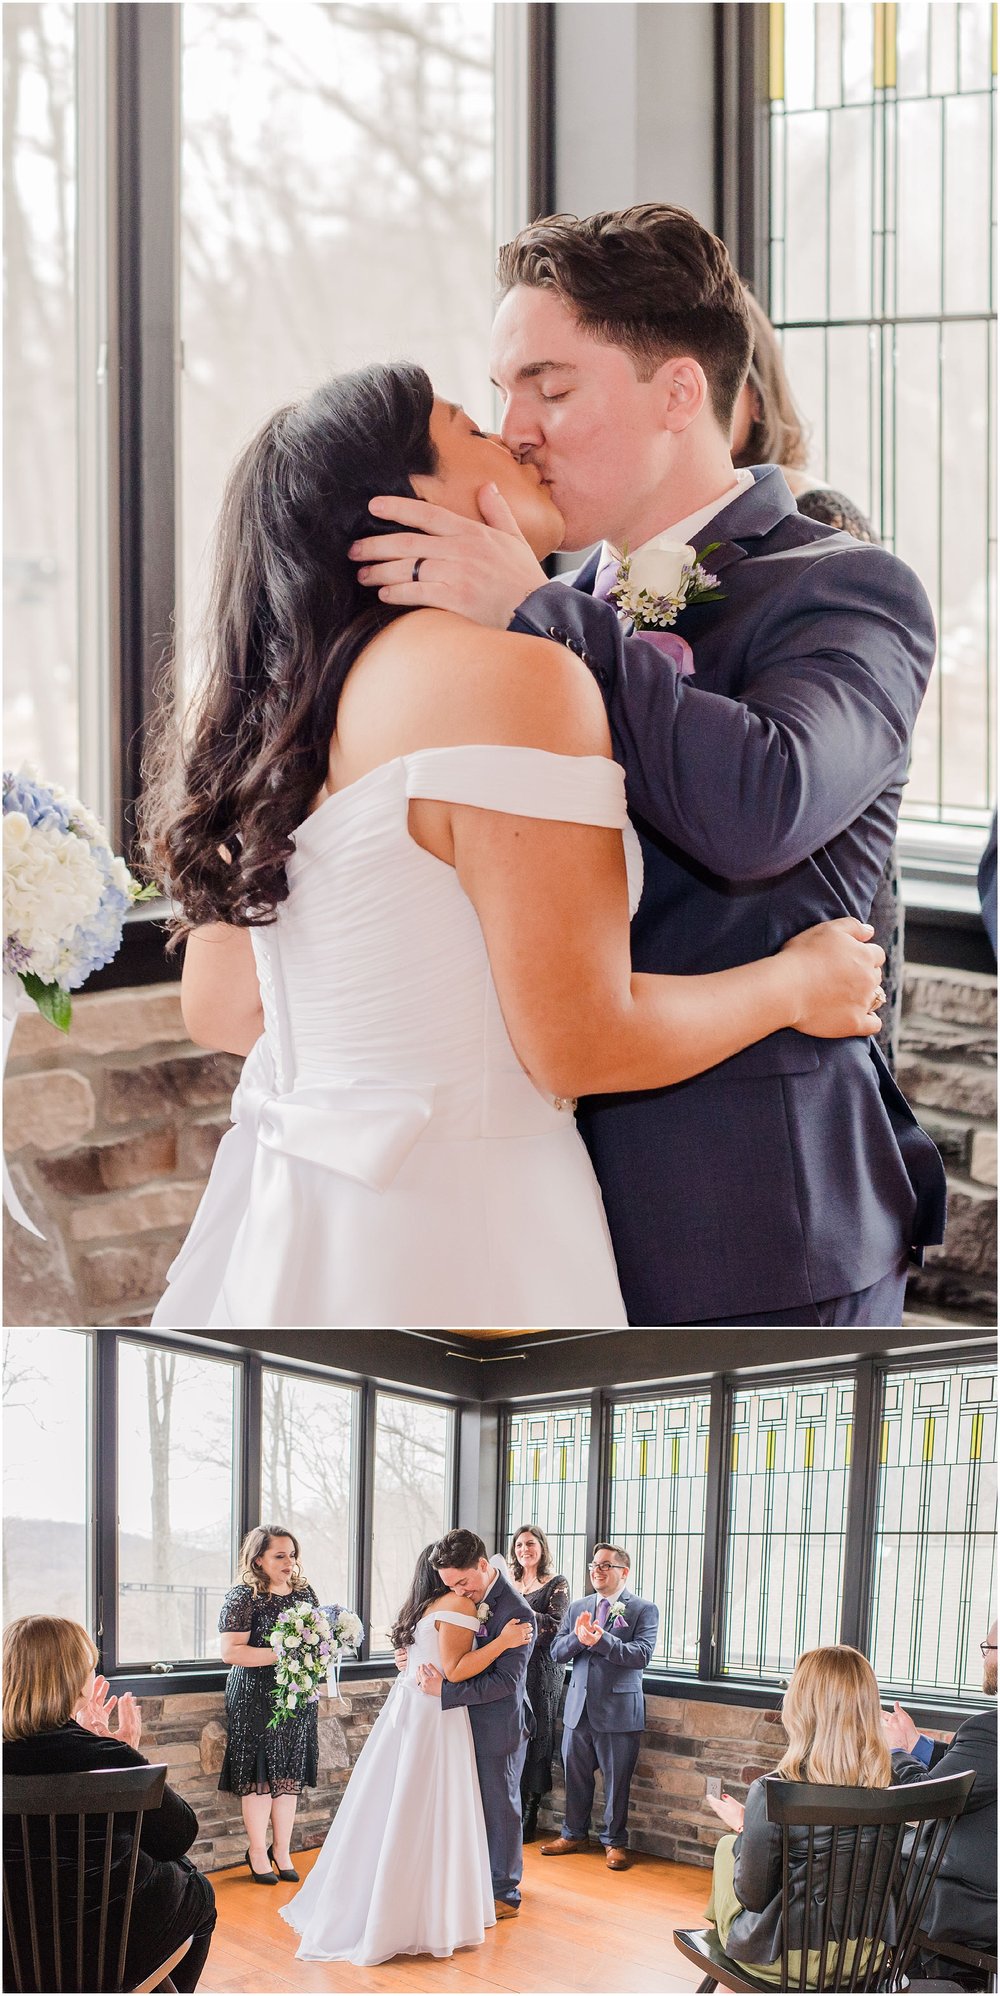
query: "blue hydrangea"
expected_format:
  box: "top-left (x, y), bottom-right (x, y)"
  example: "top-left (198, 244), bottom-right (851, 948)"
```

top-left (3, 767), bottom-right (142, 995)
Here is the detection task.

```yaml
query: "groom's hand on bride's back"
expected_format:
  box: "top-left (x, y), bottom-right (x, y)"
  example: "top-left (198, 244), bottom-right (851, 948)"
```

top-left (781, 917), bottom-right (886, 1040)
top-left (349, 486), bottom-right (548, 630)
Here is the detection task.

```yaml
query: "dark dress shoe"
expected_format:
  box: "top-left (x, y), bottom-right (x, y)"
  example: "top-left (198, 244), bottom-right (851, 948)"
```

top-left (245, 1847), bottom-right (276, 1884)
top-left (268, 1844), bottom-right (300, 1882)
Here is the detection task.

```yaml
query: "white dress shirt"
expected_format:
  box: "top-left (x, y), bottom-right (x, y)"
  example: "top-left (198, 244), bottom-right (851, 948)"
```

top-left (599, 465), bottom-right (756, 578)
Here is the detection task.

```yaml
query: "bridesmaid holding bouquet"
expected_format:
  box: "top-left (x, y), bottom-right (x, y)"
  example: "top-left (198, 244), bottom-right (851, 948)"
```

top-left (217, 1525), bottom-right (320, 1884)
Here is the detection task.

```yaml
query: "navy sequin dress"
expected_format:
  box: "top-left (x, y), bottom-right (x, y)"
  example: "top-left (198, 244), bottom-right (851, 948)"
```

top-left (217, 1583), bottom-right (320, 1798)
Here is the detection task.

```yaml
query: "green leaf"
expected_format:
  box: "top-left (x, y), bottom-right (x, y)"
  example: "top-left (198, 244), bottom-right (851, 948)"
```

top-left (20, 974), bottom-right (72, 1032)
top-left (697, 541), bottom-right (723, 560)
top-left (130, 882), bottom-right (160, 904)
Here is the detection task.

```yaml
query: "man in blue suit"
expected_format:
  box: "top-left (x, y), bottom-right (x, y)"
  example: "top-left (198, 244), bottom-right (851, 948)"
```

top-left (351, 202), bottom-right (945, 1328)
top-left (417, 1528), bottom-right (536, 1916)
top-left (545, 1544), bottom-right (658, 1869)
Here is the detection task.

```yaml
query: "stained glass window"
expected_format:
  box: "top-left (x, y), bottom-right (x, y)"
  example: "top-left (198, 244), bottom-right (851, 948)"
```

top-left (721, 1377), bottom-right (854, 1680)
top-left (871, 1360), bottom-right (996, 1697)
top-left (504, 1404), bottom-right (590, 1595)
top-left (768, 0), bottom-right (996, 842)
top-left (607, 1393), bottom-right (710, 1670)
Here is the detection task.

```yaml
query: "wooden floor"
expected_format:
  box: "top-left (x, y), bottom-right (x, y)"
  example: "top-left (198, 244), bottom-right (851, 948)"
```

top-left (202, 1843), bottom-right (713, 1994)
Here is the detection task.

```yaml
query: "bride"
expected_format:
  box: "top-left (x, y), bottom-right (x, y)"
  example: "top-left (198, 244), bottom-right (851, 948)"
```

top-left (142, 361), bottom-right (885, 1329)
top-left (279, 1548), bottom-right (532, 1964)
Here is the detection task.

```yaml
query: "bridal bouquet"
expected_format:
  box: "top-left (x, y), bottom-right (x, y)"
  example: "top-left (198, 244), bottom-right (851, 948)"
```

top-left (320, 1604), bottom-right (364, 1692)
top-left (268, 1603), bottom-right (333, 1727)
top-left (3, 767), bottom-right (153, 1032)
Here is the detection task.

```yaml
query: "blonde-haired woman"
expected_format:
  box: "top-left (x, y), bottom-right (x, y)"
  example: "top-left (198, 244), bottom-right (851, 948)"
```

top-left (2, 1615), bottom-right (216, 1992)
top-left (704, 1646), bottom-right (894, 1986)
top-left (218, 1524), bottom-right (320, 1884)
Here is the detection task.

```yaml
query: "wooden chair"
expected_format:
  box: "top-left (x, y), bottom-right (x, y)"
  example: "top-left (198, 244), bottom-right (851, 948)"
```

top-left (911, 1930), bottom-right (998, 1992)
top-left (673, 1768), bottom-right (976, 1993)
top-left (3, 1765), bottom-right (193, 1994)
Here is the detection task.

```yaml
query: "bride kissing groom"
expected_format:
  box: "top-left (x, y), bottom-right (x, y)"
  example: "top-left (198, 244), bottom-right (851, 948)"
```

top-left (144, 201), bottom-right (942, 1331)
top-left (280, 1529), bottom-right (535, 1964)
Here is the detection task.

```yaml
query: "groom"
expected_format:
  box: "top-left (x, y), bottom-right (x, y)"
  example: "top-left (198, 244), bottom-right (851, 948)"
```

top-left (417, 1528), bottom-right (536, 1917)
top-left (350, 202), bottom-right (946, 1329)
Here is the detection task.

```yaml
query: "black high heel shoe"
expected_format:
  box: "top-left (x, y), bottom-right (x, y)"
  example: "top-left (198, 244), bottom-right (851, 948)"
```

top-left (269, 1843), bottom-right (300, 1882)
top-left (245, 1847), bottom-right (276, 1885)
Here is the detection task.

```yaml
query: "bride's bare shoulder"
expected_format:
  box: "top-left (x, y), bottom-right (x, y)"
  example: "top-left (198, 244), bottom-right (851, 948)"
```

top-left (347, 608), bottom-right (612, 760)
top-left (431, 1590), bottom-right (471, 1615)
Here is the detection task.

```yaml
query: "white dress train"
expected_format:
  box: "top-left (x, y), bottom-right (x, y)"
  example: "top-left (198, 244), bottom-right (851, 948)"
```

top-left (279, 1609), bottom-right (494, 1964)
top-left (151, 746), bottom-right (643, 1330)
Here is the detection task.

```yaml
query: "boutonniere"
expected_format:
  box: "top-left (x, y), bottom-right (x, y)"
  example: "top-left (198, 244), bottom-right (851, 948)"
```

top-left (606, 1601), bottom-right (630, 1630)
top-left (611, 541), bottom-right (724, 634)
top-left (475, 1602), bottom-right (492, 1642)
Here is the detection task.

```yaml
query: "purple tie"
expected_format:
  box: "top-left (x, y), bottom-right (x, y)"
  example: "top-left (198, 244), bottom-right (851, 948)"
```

top-left (595, 1598), bottom-right (610, 1629)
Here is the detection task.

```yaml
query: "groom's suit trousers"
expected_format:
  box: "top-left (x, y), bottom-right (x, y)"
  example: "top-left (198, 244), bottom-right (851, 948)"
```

top-left (473, 1737), bottom-right (529, 1905)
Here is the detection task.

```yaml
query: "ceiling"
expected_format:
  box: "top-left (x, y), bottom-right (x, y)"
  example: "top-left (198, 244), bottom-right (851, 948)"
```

top-left (457, 1329), bottom-right (551, 1340)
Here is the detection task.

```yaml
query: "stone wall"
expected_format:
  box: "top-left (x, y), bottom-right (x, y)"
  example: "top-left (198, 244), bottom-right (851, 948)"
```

top-left (4, 986), bottom-right (233, 1326)
top-left (130, 1681), bottom-right (954, 1875)
top-left (135, 1679), bottom-right (394, 1874)
top-left (899, 964), bottom-right (997, 1326)
top-left (4, 965), bottom-right (996, 1328)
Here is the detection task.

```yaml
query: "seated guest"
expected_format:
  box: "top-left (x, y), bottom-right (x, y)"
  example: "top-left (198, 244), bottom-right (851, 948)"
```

top-left (885, 1620), bottom-right (997, 1989)
top-left (2, 1616), bottom-right (217, 1993)
top-left (704, 1646), bottom-right (895, 1987)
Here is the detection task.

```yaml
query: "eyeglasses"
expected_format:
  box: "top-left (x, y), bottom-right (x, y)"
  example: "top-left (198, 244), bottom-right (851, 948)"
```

top-left (590, 1561), bottom-right (625, 1575)
top-left (980, 1642), bottom-right (997, 1655)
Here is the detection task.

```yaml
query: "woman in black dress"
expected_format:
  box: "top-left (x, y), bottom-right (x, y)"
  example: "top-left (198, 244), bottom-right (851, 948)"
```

top-left (218, 1524), bottom-right (320, 1885)
top-left (509, 1525), bottom-right (570, 1840)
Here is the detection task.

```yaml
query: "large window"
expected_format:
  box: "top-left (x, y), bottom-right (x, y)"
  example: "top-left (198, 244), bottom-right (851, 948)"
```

top-left (2, 3), bottom-right (513, 873)
top-left (369, 1393), bottom-right (454, 1652)
top-left (504, 1403), bottom-right (591, 1595)
top-left (607, 1393), bottom-right (709, 1671)
top-left (3, 4), bottom-right (80, 795)
top-left (871, 1359), bottom-right (996, 1699)
top-left (3, 1329), bottom-right (92, 1629)
top-left (767, 0), bottom-right (996, 853)
top-left (117, 1339), bottom-right (241, 1664)
top-left (722, 1377), bottom-right (854, 1680)
top-left (260, 1367), bottom-right (360, 1617)
top-left (179, 3), bottom-right (496, 678)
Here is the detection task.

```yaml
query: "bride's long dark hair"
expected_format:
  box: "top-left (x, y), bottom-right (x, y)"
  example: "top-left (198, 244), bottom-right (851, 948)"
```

top-left (140, 361), bottom-right (437, 936)
top-left (389, 1544), bottom-right (449, 1651)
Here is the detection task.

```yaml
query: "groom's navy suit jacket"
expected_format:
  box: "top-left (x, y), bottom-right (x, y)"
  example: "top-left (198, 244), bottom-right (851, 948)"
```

top-left (551, 1591), bottom-right (658, 1732)
top-left (511, 465), bottom-right (946, 1324)
top-left (439, 1572), bottom-right (536, 1756)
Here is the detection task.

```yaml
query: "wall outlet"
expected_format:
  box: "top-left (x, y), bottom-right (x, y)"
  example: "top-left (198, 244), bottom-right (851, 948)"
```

top-left (705, 1775), bottom-right (722, 1798)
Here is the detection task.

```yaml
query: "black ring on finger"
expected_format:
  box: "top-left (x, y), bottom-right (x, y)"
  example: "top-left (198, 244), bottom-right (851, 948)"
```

top-left (412, 557), bottom-right (424, 583)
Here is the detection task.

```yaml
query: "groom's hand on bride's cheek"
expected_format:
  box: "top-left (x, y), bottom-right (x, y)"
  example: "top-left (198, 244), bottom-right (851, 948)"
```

top-left (349, 488), bottom-right (548, 630)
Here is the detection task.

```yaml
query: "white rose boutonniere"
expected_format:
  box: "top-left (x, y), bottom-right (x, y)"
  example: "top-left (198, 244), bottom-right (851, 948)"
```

top-left (607, 1601), bottom-right (630, 1630)
top-left (611, 541), bottom-right (724, 634)
top-left (476, 1603), bottom-right (491, 1625)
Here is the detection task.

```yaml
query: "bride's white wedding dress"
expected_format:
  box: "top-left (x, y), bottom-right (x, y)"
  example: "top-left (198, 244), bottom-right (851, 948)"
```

top-left (279, 1608), bottom-right (494, 1964)
top-left (151, 746), bottom-right (641, 1329)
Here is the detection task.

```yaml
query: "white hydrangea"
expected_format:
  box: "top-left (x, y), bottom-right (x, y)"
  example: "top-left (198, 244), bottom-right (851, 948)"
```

top-left (4, 813), bottom-right (105, 984)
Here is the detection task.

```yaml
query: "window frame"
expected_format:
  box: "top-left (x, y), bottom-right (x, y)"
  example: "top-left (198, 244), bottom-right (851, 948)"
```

top-left (496, 1344), bottom-right (995, 1724)
top-left (84, 1330), bottom-right (462, 1685)
top-left (717, 0), bottom-right (996, 949)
